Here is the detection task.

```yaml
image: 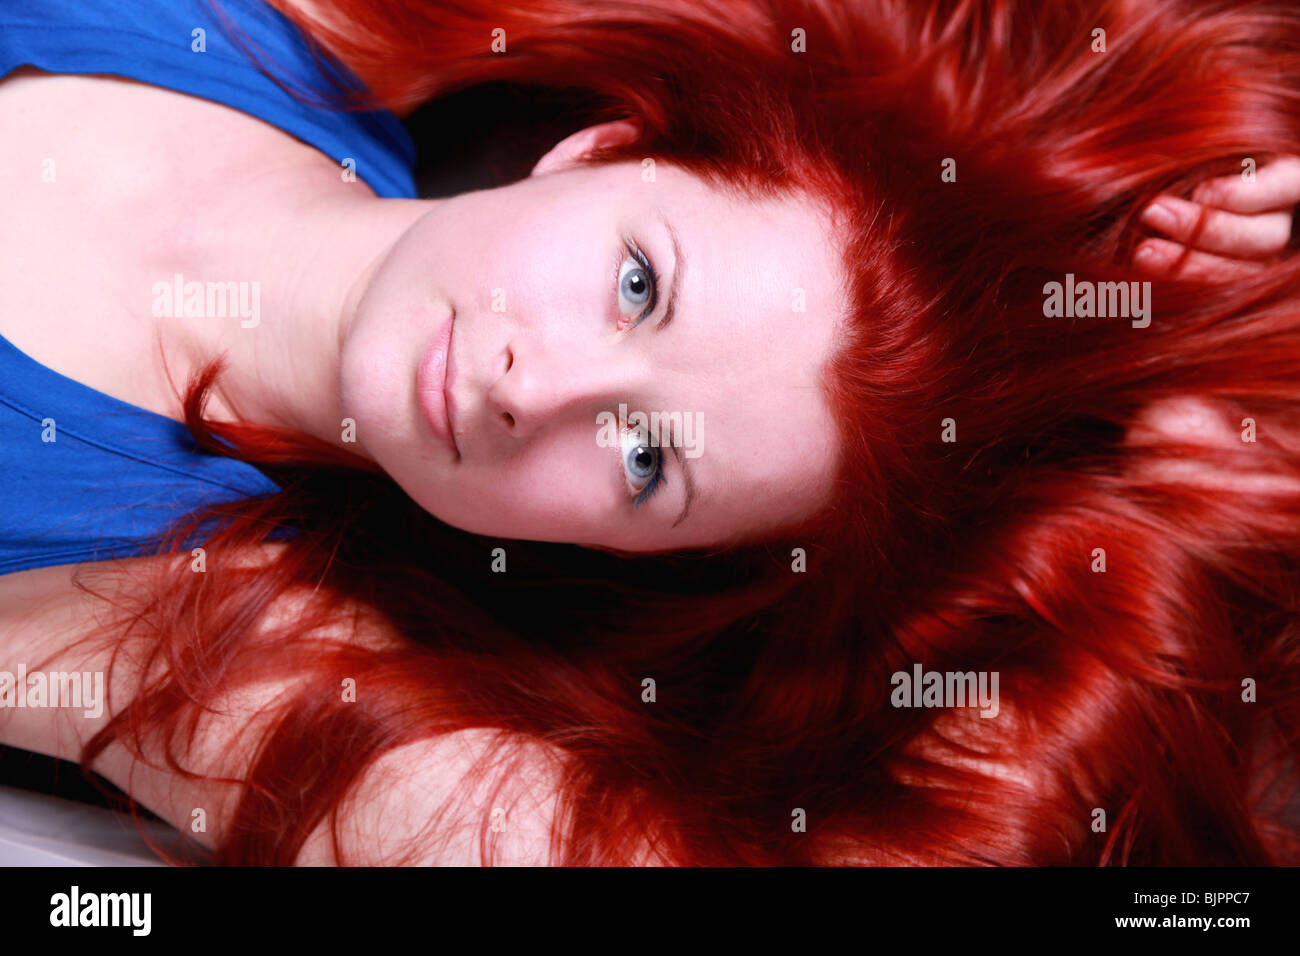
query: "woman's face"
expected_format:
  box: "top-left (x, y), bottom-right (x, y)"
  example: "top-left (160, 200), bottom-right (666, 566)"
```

top-left (341, 121), bottom-right (846, 552)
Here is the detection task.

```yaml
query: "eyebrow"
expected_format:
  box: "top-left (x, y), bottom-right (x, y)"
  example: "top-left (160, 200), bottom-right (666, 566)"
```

top-left (653, 209), bottom-right (683, 333)
top-left (652, 211), bottom-right (695, 526)
top-left (627, 209), bottom-right (698, 527)
top-left (668, 443), bottom-right (697, 528)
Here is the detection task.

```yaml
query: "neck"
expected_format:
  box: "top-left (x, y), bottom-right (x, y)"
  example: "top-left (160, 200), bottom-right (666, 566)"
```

top-left (153, 168), bottom-right (431, 457)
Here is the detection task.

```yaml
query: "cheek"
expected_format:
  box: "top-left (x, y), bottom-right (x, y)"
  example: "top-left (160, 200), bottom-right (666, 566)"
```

top-left (441, 445), bottom-right (616, 540)
top-left (436, 189), bottom-right (569, 279)
top-left (338, 323), bottom-right (409, 445)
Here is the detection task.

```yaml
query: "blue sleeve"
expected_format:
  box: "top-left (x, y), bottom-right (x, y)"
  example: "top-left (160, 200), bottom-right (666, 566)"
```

top-left (0, 0), bottom-right (418, 198)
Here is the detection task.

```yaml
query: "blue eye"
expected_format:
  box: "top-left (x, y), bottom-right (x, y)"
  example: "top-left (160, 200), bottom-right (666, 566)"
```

top-left (620, 428), bottom-right (665, 508)
top-left (616, 241), bottom-right (658, 328)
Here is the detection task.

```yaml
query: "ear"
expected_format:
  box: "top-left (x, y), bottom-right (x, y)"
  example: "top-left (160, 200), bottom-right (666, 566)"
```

top-left (530, 118), bottom-right (643, 177)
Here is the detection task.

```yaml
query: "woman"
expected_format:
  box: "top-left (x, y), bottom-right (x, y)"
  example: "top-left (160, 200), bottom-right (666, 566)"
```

top-left (1, 0), bottom-right (1298, 865)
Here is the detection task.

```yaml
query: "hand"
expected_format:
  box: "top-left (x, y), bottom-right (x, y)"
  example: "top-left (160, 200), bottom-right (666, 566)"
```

top-left (1136, 155), bottom-right (1300, 280)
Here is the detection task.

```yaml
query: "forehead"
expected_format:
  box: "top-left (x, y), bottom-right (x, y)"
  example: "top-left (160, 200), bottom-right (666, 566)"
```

top-left (619, 164), bottom-right (847, 542)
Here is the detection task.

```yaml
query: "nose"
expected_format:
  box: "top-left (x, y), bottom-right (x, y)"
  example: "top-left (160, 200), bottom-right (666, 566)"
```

top-left (486, 336), bottom-right (643, 441)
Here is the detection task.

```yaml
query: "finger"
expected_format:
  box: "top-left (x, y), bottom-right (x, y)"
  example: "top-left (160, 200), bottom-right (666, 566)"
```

top-left (1190, 155), bottom-right (1300, 213)
top-left (1140, 195), bottom-right (1292, 258)
top-left (1133, 238), bottom-right (1267, 281)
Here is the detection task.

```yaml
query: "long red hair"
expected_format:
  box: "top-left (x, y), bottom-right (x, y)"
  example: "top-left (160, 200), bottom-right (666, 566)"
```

top-left (76, 0), bottom-right (1300, 864)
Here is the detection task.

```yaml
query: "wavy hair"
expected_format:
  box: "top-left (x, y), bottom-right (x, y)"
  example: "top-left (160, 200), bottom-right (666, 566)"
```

top-left (72, 0), bottom-right (1300, 864)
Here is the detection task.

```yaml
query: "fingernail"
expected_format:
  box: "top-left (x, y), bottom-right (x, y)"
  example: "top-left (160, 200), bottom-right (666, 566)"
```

top-left (1142, 202), bottom-right (1178, 231)
top-left (1135, 242), bottom-right (1162, 263)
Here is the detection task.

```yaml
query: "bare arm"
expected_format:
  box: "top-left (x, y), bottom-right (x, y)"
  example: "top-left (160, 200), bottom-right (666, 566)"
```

top-left (0, 554), bottom-right (568, 865)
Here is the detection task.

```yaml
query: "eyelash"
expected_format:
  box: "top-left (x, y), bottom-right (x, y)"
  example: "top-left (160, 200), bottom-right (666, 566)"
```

top-left (617, 238), bottom-right (666, 508)
top-left (634, 452), bottom-right (666, 509)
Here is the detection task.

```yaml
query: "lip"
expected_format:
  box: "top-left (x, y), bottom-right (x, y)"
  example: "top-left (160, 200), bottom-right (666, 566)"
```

top-left (415, 310), bottom-right (460, 457)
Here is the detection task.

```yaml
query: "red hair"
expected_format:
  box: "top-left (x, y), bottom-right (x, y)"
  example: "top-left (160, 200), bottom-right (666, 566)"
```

top-left (74, 0), bottom-right (1300, 864)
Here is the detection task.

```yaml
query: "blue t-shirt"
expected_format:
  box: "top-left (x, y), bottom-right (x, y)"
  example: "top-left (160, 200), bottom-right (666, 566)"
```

top-left (0, 0), bottom-right (418, 576)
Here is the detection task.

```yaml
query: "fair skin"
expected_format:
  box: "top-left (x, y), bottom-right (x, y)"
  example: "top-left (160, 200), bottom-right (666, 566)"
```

top-left (0, 70), bottom-right (845, 555)
top-left (339, 128), bottom-right (845, 550)
top-left (1, 56), bottom-right (1297, 863)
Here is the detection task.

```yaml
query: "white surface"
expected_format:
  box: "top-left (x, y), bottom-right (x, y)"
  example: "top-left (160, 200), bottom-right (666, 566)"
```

top-left (0, 784), bottom-right (178, 866)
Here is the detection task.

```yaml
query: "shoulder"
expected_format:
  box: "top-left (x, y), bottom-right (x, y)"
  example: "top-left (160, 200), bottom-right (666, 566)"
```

top-left (294, 729), bottom-right (572, 866)
top-left (298, 729), bottom-right (682, 866)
